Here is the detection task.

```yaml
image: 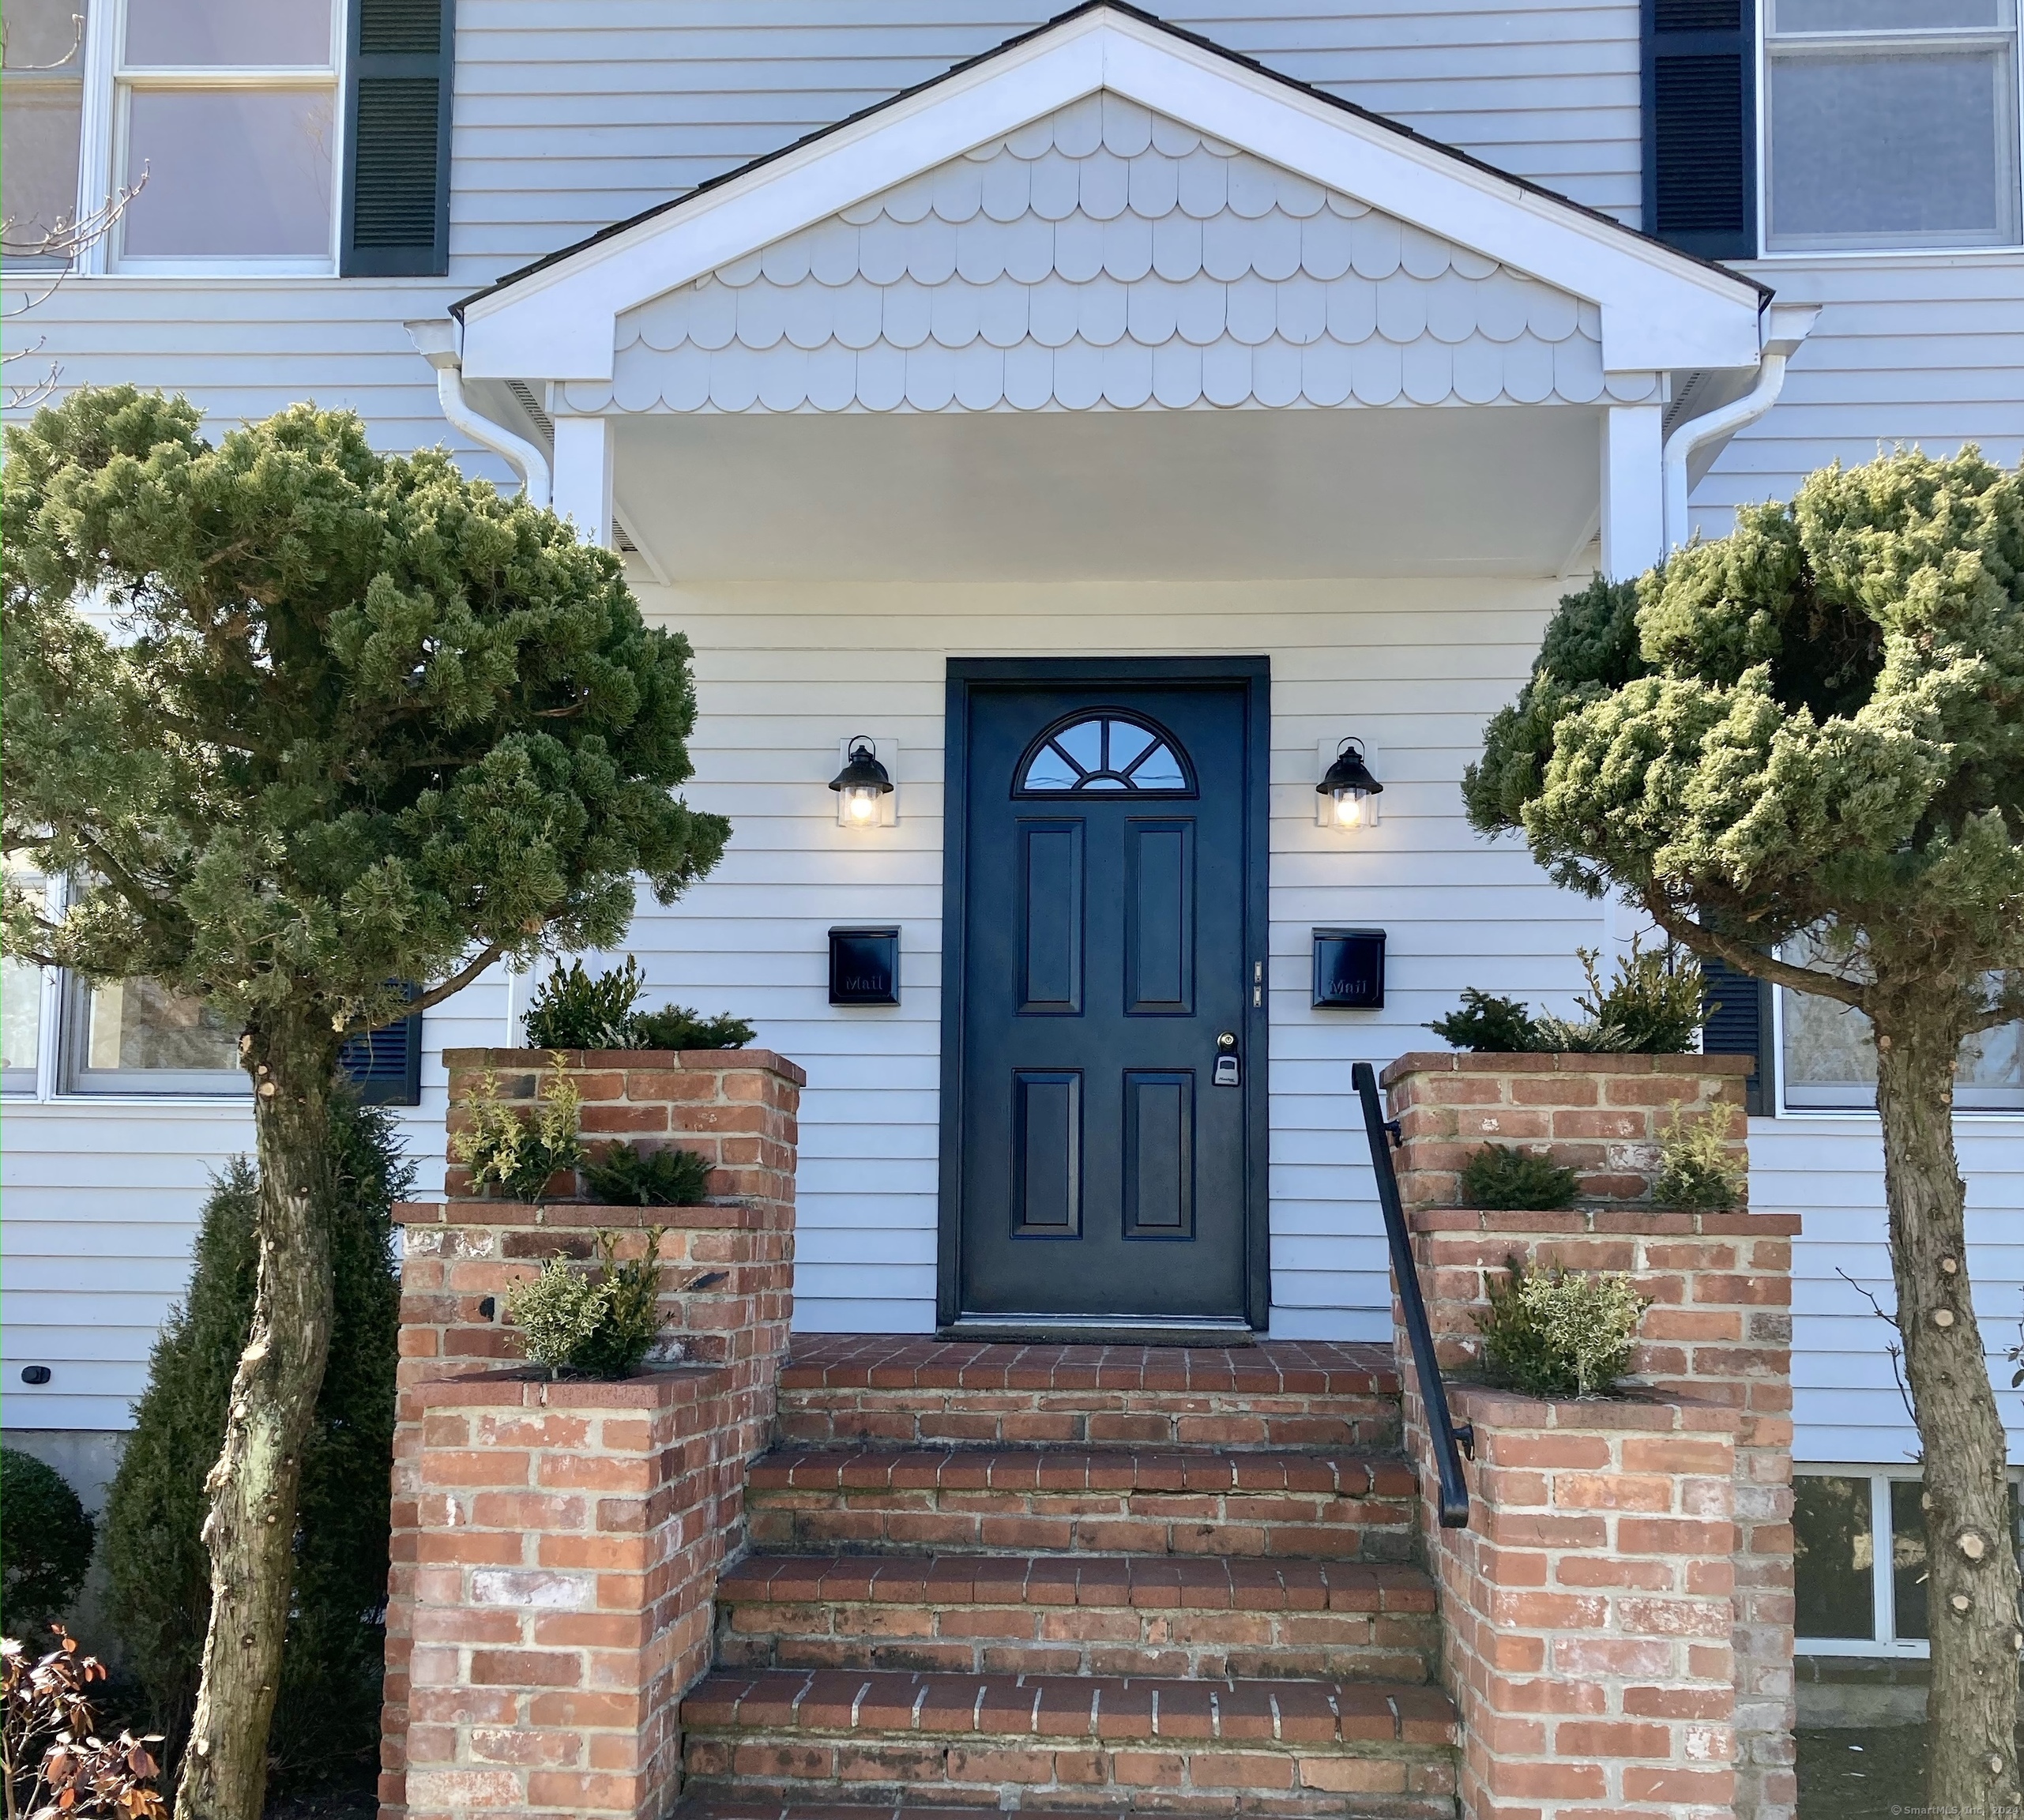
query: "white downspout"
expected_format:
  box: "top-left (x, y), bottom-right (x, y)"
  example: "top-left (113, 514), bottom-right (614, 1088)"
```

top-left (404, 318), bottom-right (552, 511)
top-left (1661, 303), bottom-right (1819, 553)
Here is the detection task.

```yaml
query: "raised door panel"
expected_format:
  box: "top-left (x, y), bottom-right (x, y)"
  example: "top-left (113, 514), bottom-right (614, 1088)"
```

top-left (1125, 819), bottom-right (1193, 1016)
top-left (1123, 1069), bottom-right (1193, 1238)
top-left (1019, 821), bottom-right (1084, 1015)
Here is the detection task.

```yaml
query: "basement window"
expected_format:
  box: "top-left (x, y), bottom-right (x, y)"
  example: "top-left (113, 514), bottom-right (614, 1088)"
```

top-left (1796, 1468), bottom-right (2022, 1656)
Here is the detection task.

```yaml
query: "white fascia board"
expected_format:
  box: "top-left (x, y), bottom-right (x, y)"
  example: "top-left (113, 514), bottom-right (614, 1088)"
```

top-left (460, 8), bottom-right (1763, 384)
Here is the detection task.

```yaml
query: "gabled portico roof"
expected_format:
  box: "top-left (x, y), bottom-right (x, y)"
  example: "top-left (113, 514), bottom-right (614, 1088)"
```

top-left (454, 2), bottom-right (1771, 387)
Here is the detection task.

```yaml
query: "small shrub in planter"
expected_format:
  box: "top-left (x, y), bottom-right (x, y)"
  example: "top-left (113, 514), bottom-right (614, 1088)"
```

top-left (506, 1229), bottom-right (666, 1379)
top-left (521, 957), bottom-right (754, 1051)
top-left (1653, 1101), bottom-right (1745, 1210)
top-left (524, 957), bottom-right (647, 1049)
top-left (1477, 1254), bottom-right (1650, 1398)
top-left (1428, 987), bottom-right (1540, 1054)
top-left (1461, 1144), bottom-right (1579, 1212)
top-left (453, 1053), bottom-right (585, 1200)
top-left (1431, 938), bottom-right (1707, 1055)
top-left (630, 1005), bottom-right (754, 1051)
top-left (0, 1452), bottom-right (94, 1636)
top-left (585, 1141), bottom-right (712, 1207)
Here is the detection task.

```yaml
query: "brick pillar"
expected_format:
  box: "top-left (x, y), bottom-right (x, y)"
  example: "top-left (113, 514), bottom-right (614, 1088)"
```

top-left (1383, 1054), bottom-right (1796, 1820)
top-left (401, 1373), bottom-right (746, 1820)
top-left (1432, 1386), bottom-right (1746, 1820)
top-left (381, 1048), bottom-right (801, 1820)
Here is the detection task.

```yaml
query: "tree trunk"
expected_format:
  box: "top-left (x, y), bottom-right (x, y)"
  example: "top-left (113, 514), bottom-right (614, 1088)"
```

top-left (1875, 1002), bottom-right (2021, 1814)
top-left (174, 1019), bottom-right (340, 1820)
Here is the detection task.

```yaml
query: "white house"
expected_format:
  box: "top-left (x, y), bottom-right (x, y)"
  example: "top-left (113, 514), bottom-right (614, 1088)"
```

top-left (2, 0), bottom-right (2020, 1686)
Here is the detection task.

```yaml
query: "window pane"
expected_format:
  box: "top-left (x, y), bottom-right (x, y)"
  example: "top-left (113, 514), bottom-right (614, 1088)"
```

top-left (86, 978), bottom-right (239, 1072)
top-left (3, 957), bottom-right (43, 1074)
top-left (124, 0), bottom-right (332, 67)
top-left (122, 88), bottom-right (333, 257)
top-left (1889, 1480), bottom-right (1930, 1640)
top-left (4, 0), bottom-right (85, 69)
top-left (1784, 987), bottom-right (2024, 1110)
top-left (1794, 1475), bottom-right (1877, 1640)
top-left (1768, 47), bottom-right (2021, 248)
top-left (1775, 0), bottom-right (2013, 28)
top-left (0, 84), bottom-right (82, 254)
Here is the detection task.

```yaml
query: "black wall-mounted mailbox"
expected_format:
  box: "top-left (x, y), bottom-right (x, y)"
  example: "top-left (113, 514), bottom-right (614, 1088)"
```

top-left (830, 927), bottom-right (901, 1006)
top-left (1312, 927), bottom-right (1386, 1009)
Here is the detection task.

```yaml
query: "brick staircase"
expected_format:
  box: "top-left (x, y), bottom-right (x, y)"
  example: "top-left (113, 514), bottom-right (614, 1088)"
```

top-left (676, 1338), bottom-right (1459, 1820)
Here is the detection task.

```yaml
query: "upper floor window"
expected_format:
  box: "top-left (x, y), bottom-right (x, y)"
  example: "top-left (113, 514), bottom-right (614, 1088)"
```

top-left (2, 0), bottom-right (453, 278)
top-left (113, 0), bottom-right (341, 269)
top-left (2, 1), bottom-right (88, 264)
top-left (1763, 0), bottom-right (2024, 252)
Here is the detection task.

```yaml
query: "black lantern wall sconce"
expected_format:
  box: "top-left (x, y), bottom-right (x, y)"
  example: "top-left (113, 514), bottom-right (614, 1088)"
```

top-left (1316, 737), bottom-right (1383, 830)
top-left (830, 735), bottom-right (897, 829)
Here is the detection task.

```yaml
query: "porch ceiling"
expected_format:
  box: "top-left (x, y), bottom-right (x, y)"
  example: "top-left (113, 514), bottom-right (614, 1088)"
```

top-left (613, 401), bottom-right (1601, 582)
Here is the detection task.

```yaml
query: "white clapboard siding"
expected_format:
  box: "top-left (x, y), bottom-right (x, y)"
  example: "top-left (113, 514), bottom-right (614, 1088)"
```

top-left (4, 279), bottom-right (515, 487)
top-left (1754, 1119), bottom-right (2024, 1467)
top-left (446, 0), bottom-right (1643, 281)
top-left (1688, 254), bottom-right (2024, 540)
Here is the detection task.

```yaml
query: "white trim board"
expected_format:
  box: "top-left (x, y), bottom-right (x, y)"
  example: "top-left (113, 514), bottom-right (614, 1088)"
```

top-left (456, 5), bottom-right (1767, 386)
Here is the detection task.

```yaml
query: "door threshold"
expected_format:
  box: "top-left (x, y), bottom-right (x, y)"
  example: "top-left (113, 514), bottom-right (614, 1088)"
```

top-left (942, 1315), bottom-right (1258, 1347)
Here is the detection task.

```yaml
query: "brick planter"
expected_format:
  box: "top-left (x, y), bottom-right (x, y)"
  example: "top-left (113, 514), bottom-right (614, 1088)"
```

top-left (442, 1045), bottom-right (803, 1206)
top-left (1431, 1386), bottom-right (1747, 1820)
top-left (1382, 1054), bottom-right (1796, 1820)
top-left (382, 1047), bottom-right (803, 1820)
top-left (399, 1369), bottom-right (751, 1820)
top-left (1380, 1051), bottom-right (1752, 1209)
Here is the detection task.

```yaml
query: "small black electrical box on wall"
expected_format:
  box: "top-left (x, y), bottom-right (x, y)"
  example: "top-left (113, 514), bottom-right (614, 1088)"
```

top-left (830, 927), bottom-right (901, 1006)
top-left (1312, 927), bottom-right (1386, 1009)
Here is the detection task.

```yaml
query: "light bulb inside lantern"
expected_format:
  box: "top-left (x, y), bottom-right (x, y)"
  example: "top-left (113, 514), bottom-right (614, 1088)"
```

top-left (845, 784), bottom-right (881, 825)
top-left (1332, 787), bottom-right (1367, 828)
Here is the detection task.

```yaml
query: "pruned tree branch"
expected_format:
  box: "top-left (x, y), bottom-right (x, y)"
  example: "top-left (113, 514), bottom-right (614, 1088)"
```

top-left (408, 943), bottom-right (507, 1017)
top-left (1635, 884), bottom-right (1869, 1010)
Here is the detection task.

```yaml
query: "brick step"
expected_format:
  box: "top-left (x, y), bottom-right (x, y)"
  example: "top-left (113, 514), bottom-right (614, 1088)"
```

top-left (716, 1553), bottom-right (1441, 1682)
top-left (777, 1338), bottom-right (1401, 1452)
top-left (679, 1668), bottom-right (1458, 1819)
top-left (744, 1451), bottom-right (1417, 1560)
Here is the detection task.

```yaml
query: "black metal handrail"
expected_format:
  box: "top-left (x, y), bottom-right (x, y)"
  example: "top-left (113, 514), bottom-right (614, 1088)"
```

top-left (1352, 1061), bottom-right (1472, 1529)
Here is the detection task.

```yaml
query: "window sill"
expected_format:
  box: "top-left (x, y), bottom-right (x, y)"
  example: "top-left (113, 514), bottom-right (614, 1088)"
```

top-left (1739, 245), bottom-right (2024, 266)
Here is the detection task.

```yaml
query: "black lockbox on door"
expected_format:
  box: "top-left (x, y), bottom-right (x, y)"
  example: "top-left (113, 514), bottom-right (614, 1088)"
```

top-left (830, 927), bottom-right (900, 1006)
top-left (1312, 927), bottom-right (1386, 1009)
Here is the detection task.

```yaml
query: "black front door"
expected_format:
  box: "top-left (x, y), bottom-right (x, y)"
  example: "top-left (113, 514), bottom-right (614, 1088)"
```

top-left (940, 662), bottom-right (1268, 1329)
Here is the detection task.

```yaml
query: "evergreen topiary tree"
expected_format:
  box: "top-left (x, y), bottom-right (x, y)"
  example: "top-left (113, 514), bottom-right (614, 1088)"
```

top-left (1465, 447), bottom-right (2023, 1812)
top-left (2, 388), bottom-right (728, 1820)
top-left (101, 1096), bottom-right (409, 1790)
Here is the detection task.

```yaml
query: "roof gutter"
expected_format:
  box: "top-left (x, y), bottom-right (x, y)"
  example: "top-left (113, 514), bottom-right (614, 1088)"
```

top-left (405, 318), bottom-right (552, 510)
top-left (1661, 302), bottom-right (1820, 553)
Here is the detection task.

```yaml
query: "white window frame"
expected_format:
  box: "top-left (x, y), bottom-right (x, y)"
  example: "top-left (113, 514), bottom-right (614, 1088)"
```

top-left (77, 0), bottom-right (347, 276)
top-left (1796, 1463), bottom-right (2022, 1659)
top-left (1755, 0), bottom-right (2024, 259)
top-left (2, 868), bottom-right (63, 1099)
top-left (1771, 980), bottom-right (2024, 1120)
top-left (56, 969), bottom-right (250, 1097)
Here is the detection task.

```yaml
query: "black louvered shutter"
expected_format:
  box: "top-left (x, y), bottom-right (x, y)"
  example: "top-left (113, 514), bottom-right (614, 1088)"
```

top-left (340, 995), bottom-right (423, 1106)
top-left (1642, 0), bottom-right (1757, 260)
top-left (341, 0), bottom-right (453, 276)
top-left (1701, 956), bottom-right (1773, 1116)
